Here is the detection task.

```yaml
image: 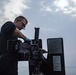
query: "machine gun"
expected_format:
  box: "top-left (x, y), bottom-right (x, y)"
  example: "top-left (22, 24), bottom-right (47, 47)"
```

top-left (7, 27), bottom-right (48, 75)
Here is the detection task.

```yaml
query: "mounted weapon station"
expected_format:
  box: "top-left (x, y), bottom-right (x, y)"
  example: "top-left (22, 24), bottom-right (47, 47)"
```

top-left (7, 27), bottom-right (65, 75)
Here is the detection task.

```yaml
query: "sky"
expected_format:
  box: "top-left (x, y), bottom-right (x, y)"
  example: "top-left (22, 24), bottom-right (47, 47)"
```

top-left (0, 0), bottom-right (76, 75)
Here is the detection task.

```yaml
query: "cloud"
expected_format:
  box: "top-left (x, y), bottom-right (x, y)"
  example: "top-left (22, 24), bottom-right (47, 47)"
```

top-left (41, 27), bottom-right (56, 32)
top-left (40, 1), bottom-right (53, 12)
top-left (40, 0), bottom-right (76, 17)
top-left (0, 0), bottom-right (30, 27)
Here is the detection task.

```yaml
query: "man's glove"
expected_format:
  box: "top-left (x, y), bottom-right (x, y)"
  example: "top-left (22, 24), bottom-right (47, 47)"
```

top-left (24, 37), bottom-right (32, 45)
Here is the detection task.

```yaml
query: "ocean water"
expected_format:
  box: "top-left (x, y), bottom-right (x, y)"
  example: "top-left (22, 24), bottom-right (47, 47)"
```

top-left (18, 61), bottom-right (76, 75)
top-left (65, 67), bottom-right (76, 75)
top-left (18, 61), bottom-right (29, 75)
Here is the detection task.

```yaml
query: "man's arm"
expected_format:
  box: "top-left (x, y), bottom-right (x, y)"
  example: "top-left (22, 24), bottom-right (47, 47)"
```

top-left (13, 28), bottom-right (26, 39)
top-left (13, 28), bottom-right (31, 44)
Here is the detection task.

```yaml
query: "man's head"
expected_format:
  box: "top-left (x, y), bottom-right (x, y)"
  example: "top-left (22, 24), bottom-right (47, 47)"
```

top-left (14, 16), bottom-right (28, 30)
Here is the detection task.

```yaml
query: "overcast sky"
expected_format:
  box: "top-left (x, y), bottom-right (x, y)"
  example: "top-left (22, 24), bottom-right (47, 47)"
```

top-left (0, 0), bottom-right (76, 75)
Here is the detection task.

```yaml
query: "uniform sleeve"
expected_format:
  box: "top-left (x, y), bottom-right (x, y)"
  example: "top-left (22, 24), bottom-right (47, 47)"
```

top-left (3, 21), bottom-right (16, 35)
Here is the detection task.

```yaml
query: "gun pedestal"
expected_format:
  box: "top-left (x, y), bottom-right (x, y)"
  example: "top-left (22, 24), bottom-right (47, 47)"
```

top-left (29, 27), bottom-right (43, 75)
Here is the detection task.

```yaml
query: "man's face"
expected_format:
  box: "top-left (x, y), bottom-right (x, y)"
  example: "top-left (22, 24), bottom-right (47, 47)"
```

top-left (16, 19), bottom-right (27, 30)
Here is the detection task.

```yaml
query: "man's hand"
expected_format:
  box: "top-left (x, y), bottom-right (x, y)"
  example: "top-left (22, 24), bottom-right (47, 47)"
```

top-left (24, 37), bottom-right (32, 45)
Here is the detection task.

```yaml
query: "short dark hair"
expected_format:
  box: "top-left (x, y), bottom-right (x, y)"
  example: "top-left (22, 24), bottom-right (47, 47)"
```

top-left (14, 16), bottom-right (28, 24)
